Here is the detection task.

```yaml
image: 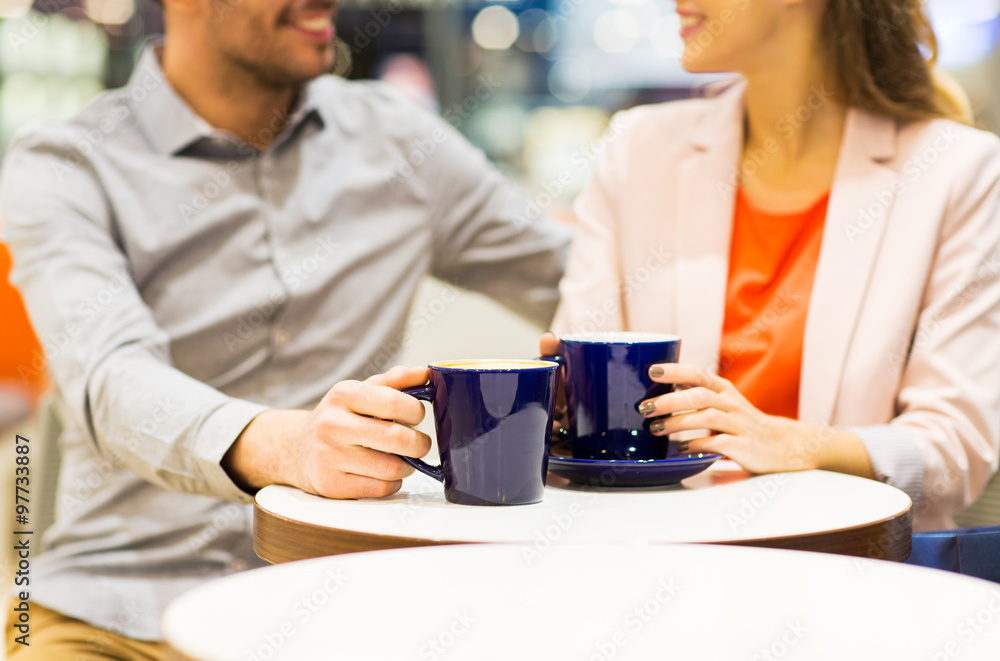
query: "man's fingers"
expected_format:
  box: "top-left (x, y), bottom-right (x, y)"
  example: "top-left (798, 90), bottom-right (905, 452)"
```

top-left (324, 376), bottom-right (427, 426)
top-left (366, 365), bottom-right (430, 390)
top-left (648, 363), bottom-right (726, 392)
top-left (311, 472), bottom-right (406, 500)
top-left (311, 422), bottom-right (426, 480)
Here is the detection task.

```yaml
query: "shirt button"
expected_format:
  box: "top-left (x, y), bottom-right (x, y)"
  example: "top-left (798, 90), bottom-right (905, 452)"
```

top-left (231, 558), bottom-right (248, 572)
top-left (260, 156), bottom-right (275, 174)
top-left (274, 330), bottom-right (291, 347)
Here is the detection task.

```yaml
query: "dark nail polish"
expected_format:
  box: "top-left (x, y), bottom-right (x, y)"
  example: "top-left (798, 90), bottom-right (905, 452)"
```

top-left (650, 420), bottom-right (665, 434)
top-left (649, 365), bottom-right (664, 378)
top-left (638, 401), bottom-right (656, 416)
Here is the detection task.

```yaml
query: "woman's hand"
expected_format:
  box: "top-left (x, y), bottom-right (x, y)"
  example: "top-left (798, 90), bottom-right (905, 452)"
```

top-left (641, 363), bottom-right (874, 478)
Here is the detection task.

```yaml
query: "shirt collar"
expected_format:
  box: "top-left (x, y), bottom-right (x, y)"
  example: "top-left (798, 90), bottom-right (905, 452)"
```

top-left (128, 38), bottom-right (326, 156)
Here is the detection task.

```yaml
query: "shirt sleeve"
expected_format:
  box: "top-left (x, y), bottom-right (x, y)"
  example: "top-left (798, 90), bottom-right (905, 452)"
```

top-left (0, 126), bottom-right (268, 504)
top-left (410, 103), bottom-right (572, 329)
top-left (551, 110), bottom-right (633, 335)
top-left (855, 132), bottom-right (1000, 528)
top-left (848, 425), bottom-right (925, 510)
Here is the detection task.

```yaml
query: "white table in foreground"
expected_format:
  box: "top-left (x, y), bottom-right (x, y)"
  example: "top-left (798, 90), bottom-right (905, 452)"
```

top-left (254, 463), bottom-right (912, 563)
top-left (164, 543), bottom-right (1000, 661)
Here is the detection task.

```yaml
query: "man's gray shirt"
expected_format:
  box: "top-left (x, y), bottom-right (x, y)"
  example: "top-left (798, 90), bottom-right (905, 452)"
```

top-left (0, 45), bottom-right (569, 639)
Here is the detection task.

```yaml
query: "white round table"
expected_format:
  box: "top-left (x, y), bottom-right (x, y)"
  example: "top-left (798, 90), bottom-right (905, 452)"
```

top-left (254, 463), bottom-right (913, 562)
top-left (164, 543), bottom-right (1000, 661)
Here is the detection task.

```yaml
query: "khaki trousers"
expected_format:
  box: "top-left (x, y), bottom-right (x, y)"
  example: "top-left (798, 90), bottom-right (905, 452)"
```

top-left (5, 602), bottom-right (166, 660)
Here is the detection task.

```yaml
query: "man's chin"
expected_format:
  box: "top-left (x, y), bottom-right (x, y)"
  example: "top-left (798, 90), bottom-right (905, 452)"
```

top-left (258, 59), bottom-right (335, 87)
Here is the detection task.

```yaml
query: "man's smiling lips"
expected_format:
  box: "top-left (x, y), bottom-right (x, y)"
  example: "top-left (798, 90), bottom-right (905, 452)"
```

top-left (285, 9), bottom-right (336, 42)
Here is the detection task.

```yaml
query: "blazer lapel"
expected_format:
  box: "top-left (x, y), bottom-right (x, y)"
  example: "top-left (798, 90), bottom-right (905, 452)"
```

top-left (675, 84), bottom-right (744, 373)
top-left (799, 109), bottom-right (900, 424)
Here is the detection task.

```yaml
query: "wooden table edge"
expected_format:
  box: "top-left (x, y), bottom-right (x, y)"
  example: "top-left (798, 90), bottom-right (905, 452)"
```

top-left (253, 496), bottom-right (912, 564)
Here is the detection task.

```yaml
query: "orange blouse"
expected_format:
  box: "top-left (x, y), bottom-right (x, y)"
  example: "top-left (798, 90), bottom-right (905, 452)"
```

top-left (718, 189), bottom-right (829, 419)
top-left (0, 243), bottom-right (47, 401)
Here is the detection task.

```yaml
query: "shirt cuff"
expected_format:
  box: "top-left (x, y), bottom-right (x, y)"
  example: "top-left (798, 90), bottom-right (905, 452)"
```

top-left (195, 399), bottom-right (271, 504)
top-left (848, 424), bottom-right (925, 512)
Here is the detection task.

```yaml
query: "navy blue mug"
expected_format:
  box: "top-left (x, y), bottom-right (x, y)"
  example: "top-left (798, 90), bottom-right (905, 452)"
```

top-left (549, 332), bottom-right (681, 461)
top-left (402, 360), bottom-right (558, 506)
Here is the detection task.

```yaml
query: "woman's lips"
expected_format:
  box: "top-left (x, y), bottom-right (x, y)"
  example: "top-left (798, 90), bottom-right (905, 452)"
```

top-left (678, 12), bottom-right (705, 40)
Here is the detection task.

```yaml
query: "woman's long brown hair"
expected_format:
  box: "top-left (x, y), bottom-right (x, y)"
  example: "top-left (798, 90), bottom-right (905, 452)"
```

top-left (822, 0), bottom-right (971, 123)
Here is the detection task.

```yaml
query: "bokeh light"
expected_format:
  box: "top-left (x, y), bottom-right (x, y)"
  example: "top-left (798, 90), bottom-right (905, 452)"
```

top-left (83, 0), bottom-right (136, 27)
top-left (472, 5), bottom-right (520, 51)
top-left (593, 10), bottom-right (640, 54)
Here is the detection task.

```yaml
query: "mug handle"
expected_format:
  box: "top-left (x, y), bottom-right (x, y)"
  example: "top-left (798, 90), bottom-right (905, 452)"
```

top-left (537, 355), bottom-right (569, 442)
top-left (400, 386), bottom-right (444, 483)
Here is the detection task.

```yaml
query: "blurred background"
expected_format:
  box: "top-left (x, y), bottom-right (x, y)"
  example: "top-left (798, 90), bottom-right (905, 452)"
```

top-left (0, 0), bottom-right (997, 212)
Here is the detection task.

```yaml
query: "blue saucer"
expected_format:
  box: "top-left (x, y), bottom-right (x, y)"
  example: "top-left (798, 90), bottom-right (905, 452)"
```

top-left (547, 453), bottom-right (721, 487)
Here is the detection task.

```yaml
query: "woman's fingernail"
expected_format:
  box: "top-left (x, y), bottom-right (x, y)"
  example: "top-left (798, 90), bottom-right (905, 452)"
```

top-left (638, 401), bottom-right (657, 416)
top-left (650, 420), bottom-right (666, 434)
top-left (676, 442), bottom-right (690, 454)
top-left (649, 365), bottom-right (664, 378)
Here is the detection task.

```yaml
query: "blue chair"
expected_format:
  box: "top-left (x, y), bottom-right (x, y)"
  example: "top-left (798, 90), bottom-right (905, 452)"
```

top-left (907, 525), bottom-right (1000, 583)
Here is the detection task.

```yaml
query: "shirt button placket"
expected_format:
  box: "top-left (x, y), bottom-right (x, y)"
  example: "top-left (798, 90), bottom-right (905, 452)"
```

top-left (256, 153), bottom-right (293, 354)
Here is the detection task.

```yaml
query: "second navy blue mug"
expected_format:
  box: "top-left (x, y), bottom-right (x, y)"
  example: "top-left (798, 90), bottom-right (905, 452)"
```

top-left (549, 332), bottom-right (681, 461)
top-left (402, 360), bottom-right (558, 506)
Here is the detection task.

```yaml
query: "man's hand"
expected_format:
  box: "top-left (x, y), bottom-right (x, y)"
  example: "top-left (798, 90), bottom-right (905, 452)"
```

top-left (223, 366), bottom-right (432, 499)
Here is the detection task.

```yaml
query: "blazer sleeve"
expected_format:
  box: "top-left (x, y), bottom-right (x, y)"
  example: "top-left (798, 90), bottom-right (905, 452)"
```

top-left (551, 112), bottom-right (633, 335)
top-left (853, 133), bottom-right (1000, 528)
